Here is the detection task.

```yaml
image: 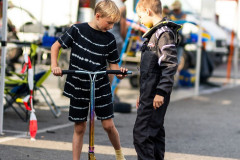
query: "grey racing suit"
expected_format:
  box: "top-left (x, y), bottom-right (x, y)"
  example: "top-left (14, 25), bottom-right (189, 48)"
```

top-left (133, 19), bottom-right (181, 160)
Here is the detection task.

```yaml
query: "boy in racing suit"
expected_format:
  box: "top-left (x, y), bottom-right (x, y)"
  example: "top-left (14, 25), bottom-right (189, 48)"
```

top-left (133, 0), bottom-right (182, 159)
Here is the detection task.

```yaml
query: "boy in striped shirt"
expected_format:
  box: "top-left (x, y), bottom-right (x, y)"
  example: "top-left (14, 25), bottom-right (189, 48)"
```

top-left (51, 1), bottom-right (127, 159)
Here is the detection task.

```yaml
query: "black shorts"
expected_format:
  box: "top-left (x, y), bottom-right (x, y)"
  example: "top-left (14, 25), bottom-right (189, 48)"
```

top-left (68, 98), bottom-right (114, 122)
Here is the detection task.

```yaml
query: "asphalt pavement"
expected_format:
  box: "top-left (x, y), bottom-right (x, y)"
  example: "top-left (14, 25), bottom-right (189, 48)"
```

top-left (1, 63), bottom-right (240, 160)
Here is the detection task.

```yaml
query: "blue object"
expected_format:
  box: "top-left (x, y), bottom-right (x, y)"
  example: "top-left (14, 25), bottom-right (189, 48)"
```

top-left (178, 69), bottom-right (195, 87)
top-left (42, 33), bottom-right (57, 47)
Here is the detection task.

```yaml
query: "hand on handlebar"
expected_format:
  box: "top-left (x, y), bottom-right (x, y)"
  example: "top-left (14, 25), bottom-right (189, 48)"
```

top-left (116, 67), bottom-right (128, 80)
top-left (51, 66), bottom-right (63, 77)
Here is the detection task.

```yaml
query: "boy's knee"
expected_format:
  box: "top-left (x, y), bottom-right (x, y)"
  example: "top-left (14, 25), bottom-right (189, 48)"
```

top-left (74, 122), bottom-right (87, 135)
top-left (103, 123), bottom-right (115, 133)
top-left (102, 120), bottom-right (115, 133)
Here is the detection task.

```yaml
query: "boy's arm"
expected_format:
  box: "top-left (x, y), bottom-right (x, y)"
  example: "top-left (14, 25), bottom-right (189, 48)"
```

top-left (51, 41), bottom-right (62, 76)
top-left (153, 32), bottom-right (177, 109)
top-left (156, 32), bottom-right (178, 96)
top-left (108, 63), bottom-right (128, 80)
top-left (120, 6), bottom-right (127, 40)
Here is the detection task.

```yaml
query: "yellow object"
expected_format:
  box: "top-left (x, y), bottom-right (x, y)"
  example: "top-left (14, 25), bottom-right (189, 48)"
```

top-left (145, 22), bottom-right (153, 28)
top-left (126, 51), bottom-right (135, 56)
top-left (16, 98), bottom-right (23, 103)
top-left (202, 32), bottom-right (211, 40)
top-left (30, 44), bottom-right (38, 59)
top-left (88, 153), bottom-right (96, 160)
top-left (170, 15), bottom-right (177, 21)
top-left (115, 149), bottom-right (126, 160)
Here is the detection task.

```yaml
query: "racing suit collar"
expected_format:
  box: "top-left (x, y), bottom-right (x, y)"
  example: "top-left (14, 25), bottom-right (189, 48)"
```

top-left (142, 17), bottom-right (181, 39)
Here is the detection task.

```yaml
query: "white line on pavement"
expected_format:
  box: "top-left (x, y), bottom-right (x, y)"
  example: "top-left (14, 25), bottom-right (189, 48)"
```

top-left (1, 138), bottom-right (239, 160)
top-left (0, 122), bottom-right (73, 143)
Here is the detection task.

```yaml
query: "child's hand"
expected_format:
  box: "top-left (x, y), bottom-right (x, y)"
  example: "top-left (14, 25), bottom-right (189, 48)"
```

top-left (136, 96), bottom-right (140, 109)
top-left (153, 95), bottom-right (164, 110)
top-left (116, 67), bottom-right (128, 80)
top-left (51, 66), bottom-right (62, 76)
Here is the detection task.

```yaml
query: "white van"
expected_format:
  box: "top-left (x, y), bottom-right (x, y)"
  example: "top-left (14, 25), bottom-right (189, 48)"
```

top-left (161, 0), bottom-right (229, 67)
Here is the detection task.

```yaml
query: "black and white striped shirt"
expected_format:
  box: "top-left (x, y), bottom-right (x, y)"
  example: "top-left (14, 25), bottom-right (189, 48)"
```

top-left (58, 23), bottom-right (120, 102)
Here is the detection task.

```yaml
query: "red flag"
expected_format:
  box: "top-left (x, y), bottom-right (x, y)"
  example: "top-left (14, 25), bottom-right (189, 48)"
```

top-left (23, 95), bottom-right (31, 111)
top-left (20, 64), bottom-right (28, 74)
top-left (20, 53), bottom-right (29, 73)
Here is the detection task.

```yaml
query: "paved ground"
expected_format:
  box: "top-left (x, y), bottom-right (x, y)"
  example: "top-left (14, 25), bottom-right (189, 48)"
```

top-left (1, 62), bottom-right (240, 160)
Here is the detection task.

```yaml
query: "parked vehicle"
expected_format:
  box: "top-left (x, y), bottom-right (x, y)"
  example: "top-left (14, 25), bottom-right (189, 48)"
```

top-left (183, 13), bottom-right (228, 66)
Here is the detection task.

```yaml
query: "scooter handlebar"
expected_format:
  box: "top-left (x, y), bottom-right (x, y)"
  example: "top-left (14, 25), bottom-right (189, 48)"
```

top-left (62, 70), bottom-right (76, 74)
top-left (106, 70), bottom-right (132, 75)
top-left (61, 70), bottom-right (132, 75)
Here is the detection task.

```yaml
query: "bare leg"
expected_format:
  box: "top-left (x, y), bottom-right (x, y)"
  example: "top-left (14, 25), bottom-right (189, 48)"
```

top-left (72, 122), bottom-right (87, 160)
top-left (101, 118), bottom-right (121, 150)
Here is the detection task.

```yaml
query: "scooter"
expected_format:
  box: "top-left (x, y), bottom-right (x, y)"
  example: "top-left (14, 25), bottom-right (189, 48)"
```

top-left (62, 69), bottom-right (132, 160)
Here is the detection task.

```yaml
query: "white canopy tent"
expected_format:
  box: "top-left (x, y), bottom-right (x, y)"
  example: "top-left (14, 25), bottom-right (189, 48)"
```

top-left (10, 0), bottom-right (79, 27)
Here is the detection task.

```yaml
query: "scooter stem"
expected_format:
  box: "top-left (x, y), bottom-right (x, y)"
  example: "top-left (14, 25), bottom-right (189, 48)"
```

top-left (89, 74), bottom-right (96, 160)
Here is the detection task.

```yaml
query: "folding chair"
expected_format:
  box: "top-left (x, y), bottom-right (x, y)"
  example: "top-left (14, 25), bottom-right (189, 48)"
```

top-left (4, 73), bottom-right (30, 122)
top-left (29, 44), bottom-right (61, 118)
top-left (4, 44), bottom-right (62, 121)
top-left (33, 70), bottom-right (61, 117)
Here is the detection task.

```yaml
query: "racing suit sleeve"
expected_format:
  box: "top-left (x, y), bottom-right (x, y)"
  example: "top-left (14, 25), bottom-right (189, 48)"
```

top-left (156, 32), bottom-right (178, 96)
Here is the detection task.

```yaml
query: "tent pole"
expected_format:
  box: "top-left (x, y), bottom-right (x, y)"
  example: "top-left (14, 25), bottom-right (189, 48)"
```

top-left (194, 0), bottom-right (203, 96)
top-left (0, 0), bottom-right (8, 135)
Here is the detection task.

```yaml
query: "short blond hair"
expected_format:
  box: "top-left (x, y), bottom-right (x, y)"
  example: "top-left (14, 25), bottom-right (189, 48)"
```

top-left (136, 0), bottom-right (162, 15)
top-left (94, 0), bottom-right (121, 22)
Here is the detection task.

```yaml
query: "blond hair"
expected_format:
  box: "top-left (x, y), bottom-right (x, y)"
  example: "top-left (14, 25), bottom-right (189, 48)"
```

top-left (94, 0), bottom-right (121, 22)
top-left (136, 0), bottom-right (162, 15)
